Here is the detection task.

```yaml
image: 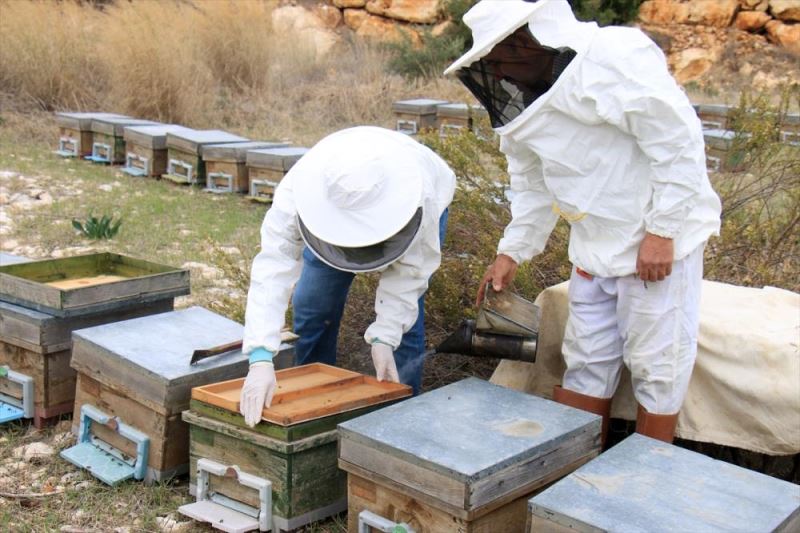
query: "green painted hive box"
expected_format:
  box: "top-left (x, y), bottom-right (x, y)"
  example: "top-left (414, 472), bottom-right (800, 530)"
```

top-left (0, 253), bottom-right (190, 317)
top-left (184, 363), bottom-right (411, 532)
top-left (163, 130), bottom-right (249, 185)
top-left (87, 117), bottom-right (160, 164)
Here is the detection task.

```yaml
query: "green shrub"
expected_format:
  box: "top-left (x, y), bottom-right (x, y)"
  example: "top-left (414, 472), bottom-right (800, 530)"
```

top-left (572, 0), bottom-right (643, 25)
top-left (72, 213), bottom-right (122, 240)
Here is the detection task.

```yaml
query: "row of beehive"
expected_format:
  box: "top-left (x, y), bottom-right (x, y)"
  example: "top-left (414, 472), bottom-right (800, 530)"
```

top-left (392, 99), bottom-right (800, 174)
top-left (2, 250), bottom-right (796, 532)
top-left (55, 112), bottom-right (308, 202)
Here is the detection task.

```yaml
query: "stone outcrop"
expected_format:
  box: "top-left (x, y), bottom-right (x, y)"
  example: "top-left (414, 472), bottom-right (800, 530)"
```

top-left (271, 5), bottom-right (342, 58)
top-left (333, 0), bottom-right (367, 8)
top-left (355, 11), bottom-right (422, 45)
top-left (639, 0), bottom-right (800, 55)
top-left (365, 0), bottom-right (441, 24)
top-left (672, 47), bottom-right (716, 82)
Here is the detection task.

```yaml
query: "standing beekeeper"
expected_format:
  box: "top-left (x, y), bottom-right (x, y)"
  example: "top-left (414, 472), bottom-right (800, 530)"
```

top-left (239, 126), bottom-right (455, 427)
top-left (446, 0), bottom-right (721, 443)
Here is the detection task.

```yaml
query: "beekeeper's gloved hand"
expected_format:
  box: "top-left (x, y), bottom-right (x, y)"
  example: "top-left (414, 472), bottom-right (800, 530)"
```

top-left (371, 341), bottom-right (400, 383)
top-left (239, 348), bottom-right (276, 427)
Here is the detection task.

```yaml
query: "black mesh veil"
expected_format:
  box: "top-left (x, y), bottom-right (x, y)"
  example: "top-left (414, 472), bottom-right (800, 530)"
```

top-left (455, 26), bottom-right (577, 128)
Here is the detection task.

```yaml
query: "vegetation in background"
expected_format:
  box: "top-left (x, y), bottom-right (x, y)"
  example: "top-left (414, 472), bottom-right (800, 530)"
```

top-left (71, 212), bottom-right (122, 240)
top-left (572, 0), bottom-right (643, 26)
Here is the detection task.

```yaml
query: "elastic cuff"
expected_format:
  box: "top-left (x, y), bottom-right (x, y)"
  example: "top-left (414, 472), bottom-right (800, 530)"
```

top-left (370, 338), bottom-right (394, 348)
top-left (645, 225), bottom-right (678, 239)
top-left (249, 347), bottom-right (274, 365)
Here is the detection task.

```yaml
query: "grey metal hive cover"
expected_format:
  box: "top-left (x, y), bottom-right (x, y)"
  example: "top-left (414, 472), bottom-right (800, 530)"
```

top-left (392, 99), bottom-right (450, 114)
top-left (338, 377), bottom-right (599, 481)
top-left (72, 306), bottom-right (245, 381)
top-left (56, 112), bottom-right (130, 129)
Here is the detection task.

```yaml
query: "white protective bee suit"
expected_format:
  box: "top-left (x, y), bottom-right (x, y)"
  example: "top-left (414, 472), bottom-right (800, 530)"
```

top-left (239, 127), bottom-right (455, 426)
top-left (447, 0), bottom-right (721, 440)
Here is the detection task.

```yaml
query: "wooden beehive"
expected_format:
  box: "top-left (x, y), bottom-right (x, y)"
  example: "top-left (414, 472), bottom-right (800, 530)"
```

top-left (122, 125), bottom-right (195, 177)
top-left (87, 117), bottom-right (161, 164)
top-left (527, 434), bottom-right (800, 533)
top-left (0, 253), bottom-right (190, 317)
top-left (703, 129), bottom-right (747, 173)
top-left (185, 364), bottom-right (411, 532)
top-left (338, 378), bottom-right (601, 533)
top-left (202, 141), bottom-right (289, 194)
top-left (392, 99), bottom-right (449, 135)
top-left (246, 147), bottom-right (308, 203)
top-left (163, 130), bottom-right (250, 185)
top-left (694, 103), bottom-right (732, 130)
top-left (437, 103), bottom-right (472, 137)
top-left (54, 112), bottom-right (129, 158)
top-left (68, 307), bottom-right (295, 483)
top-left (781, 113), bottom-right (799, 145)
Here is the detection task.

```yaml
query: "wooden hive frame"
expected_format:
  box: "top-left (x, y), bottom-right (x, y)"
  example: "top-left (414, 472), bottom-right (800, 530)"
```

top-left (392, 99), bottom-right (449, 136)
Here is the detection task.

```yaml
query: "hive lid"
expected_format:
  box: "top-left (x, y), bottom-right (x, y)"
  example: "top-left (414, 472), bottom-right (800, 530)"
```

top-left (91, 117), bottom-right (161, 137)
top-left (56, 112), bottom-right (130, 130)
top-left (246, 147), bottom-right (308, 171)
top-left (392, 99), bottom-right (450, 114)
top-left (166, 130), bottom-right (250, 155)
top-left (0, 253), bottom-right (29, 266)
top-left (202, 141), bottom-right (290, 162)
top-left (529, 434), bottom-right (800, 532)
top-left (695, 103), bottom-right (731, 115)
top-left (123, 125), bottom-right (195, 149)
top-left (192, 363), bottom-right (411, 426)
top-left (338, 378), bottom-right (599, 482)
top-left (437, 103), bottom-right (470, 119)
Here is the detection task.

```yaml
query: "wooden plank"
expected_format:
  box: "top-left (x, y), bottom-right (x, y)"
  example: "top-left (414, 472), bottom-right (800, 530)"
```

top-left (43, 348), bottom-right (76, 407)
top-left (0, 341), bottom-right (45, 404)
top-left (0, 374), bottom-right (23, 400)
top-left (73, 373), bottom-right (189, 471)
top-left (193, 364), bottom-right (410, 426)
top-left (205, 160), bottom-right (249, 193)
top-left (339, 438), bottom-right (467, 510)
top-left (345, 472), bottom-right (530, 533)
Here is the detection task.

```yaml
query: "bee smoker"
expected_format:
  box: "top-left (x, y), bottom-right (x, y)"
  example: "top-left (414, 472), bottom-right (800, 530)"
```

top-left (434, 287), bottom-right (540, 362)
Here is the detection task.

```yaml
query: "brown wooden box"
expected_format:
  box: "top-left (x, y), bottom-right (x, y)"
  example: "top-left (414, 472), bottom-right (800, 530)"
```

top-left (246, 147), bottom-right (308, 203)
top-left (122, 125), bottom-right (195, 177)
top-left (338, 378), bottom-right (601, 533)
top-left (704, 129), bottom-right (748, 173)
top-left (184, 364), bottom-right (411, 531)
top-left (202, 141), bottom-right (288, 193)
top-left (69, 307), bottom-right (296, 483)
top-left (88, 118), bottom-right (160, 164)
top-left (392, 99), bottom-right (449, 135)
top-left (694, 103), bottom-right (732, 131)
top-left (437, 103), bottom-right (472, 137)
top-left (162, 130), bottom-right (249, 185)
top-left (54, 112), bottom-right (129, 158)
top-left (0, 298), bottom-right (173, 427)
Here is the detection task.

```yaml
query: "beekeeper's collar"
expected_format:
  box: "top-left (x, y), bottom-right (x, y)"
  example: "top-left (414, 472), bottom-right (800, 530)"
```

top-left (293, 127), bottom-right (425, 273)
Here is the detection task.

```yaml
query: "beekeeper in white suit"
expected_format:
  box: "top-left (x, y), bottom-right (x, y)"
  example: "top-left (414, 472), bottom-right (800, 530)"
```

top-left (239, 126), bottom-right (455, 427)
top-left (446, 0), bottom-right (721, 444)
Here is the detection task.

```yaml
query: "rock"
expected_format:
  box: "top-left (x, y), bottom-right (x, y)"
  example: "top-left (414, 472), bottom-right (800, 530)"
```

top-left (741, 0), bottom-right (769, 11)
top-left (735, 10), bottom-right (772, 30)
top-left (60, 472), bottom-right (82, 484)
top-left (181, 261), bottom-right (222, 280)
top-left (673, 47), bottom-right (716, 82)
top-left (113, 528), bottom-right (132, 533)
top-left (431, 19), bottom-right (453, 38)
top-left (313, 4), bottom-right (342, 29)
top-left (766, 19), bottom-right (800, 53)
top-left (643, 28), bottom-right (673, 52)
top-left (271, 5), bottom-right (341, 58)
top-left (365, 0), bottom-right (441, 24)
top-left (344, 7), bottom-right (368, 29)
top-left (52, 431), bottom-right (73, 447)
top-left (155, 516), bottom-right (192, 532)
top-left (0, 171), bottom-right (18, 179)
top-left (333, 0), bottom-right (366, 7)
top-left (75, 480), bottom-right (92, 491)
top-left (770, 0), bottom-right (800, 21)
top-left (1, 238), bottom-right (17, 251)
top-left (14, 442), bottom-right (54, 462)
top-left (638, 0), bottom-right (690, 24)
top-left (98, 184), bottom-right (114, 192)
top-left (686, 0), bottom-right (739, 26)
top-left (355, 12), bottom-right (422, 45)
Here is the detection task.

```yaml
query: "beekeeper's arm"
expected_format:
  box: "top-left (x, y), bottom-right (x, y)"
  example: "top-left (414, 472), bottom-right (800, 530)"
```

top-left (479, 137), bottom-right (559, 304)
top-left (240, 176), bottom-right (304, 426)
top-left (587, 35), bottom-right (706, 281)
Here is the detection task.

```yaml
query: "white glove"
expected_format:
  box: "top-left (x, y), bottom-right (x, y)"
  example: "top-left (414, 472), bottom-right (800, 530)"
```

top-left (239, 362), bottom-right (276, 428)
top-left (371, 342), bottom-right (400, 383)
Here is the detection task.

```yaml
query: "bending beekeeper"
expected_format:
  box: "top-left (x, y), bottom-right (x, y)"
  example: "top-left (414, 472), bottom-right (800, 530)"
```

top-left (446, 0), bottom-right (721, 443)
top-left (239, 126), bottom-right (455, 427)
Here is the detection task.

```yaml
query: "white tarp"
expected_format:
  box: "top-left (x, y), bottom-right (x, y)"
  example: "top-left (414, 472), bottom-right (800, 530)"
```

top-left (491, 280), bottom-right (800, 455)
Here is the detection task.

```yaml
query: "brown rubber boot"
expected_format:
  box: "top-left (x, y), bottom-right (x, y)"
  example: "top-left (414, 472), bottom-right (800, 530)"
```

top-left (553, 385), bottom-right (612, 447)
top-left (636, 404), bottom-right (679, 443)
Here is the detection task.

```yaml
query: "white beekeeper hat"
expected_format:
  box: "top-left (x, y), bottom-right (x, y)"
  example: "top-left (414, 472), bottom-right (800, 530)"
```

top-left (293, 127), bottom-right (425, 272)
top-left (443, 0), bottom-right (550, 76)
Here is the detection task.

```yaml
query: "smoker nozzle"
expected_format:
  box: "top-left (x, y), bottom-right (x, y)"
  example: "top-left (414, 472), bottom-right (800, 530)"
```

top-left (435, 319), bottom-right (537, 363)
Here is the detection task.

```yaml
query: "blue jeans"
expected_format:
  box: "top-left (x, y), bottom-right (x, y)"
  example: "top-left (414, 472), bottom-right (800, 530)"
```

top-left (292, 210), bottom-right (448, 394)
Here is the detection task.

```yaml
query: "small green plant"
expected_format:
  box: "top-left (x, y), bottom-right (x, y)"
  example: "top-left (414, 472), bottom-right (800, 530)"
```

top-left (71, 212), bottom-right (122, 239)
